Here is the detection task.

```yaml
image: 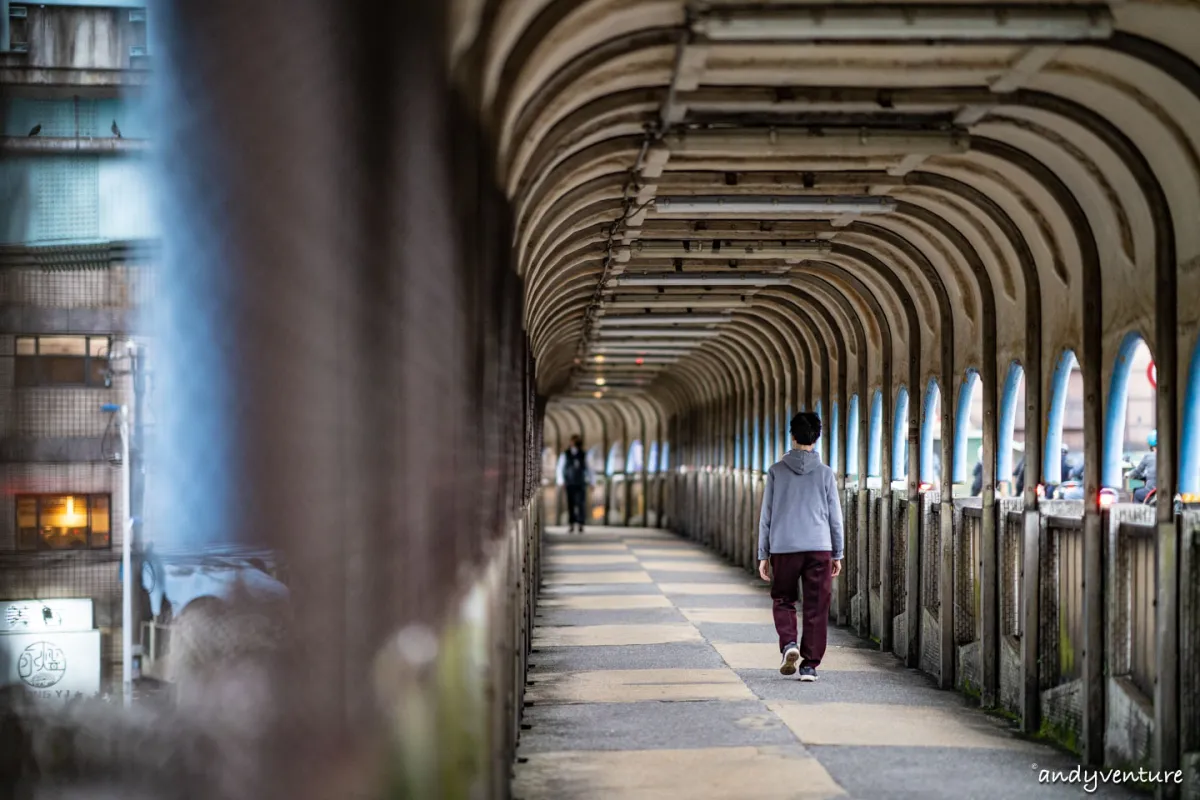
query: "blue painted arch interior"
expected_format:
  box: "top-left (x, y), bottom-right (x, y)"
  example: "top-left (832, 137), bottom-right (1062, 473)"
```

top-left (954, 370), bottom-right (980, 484)
top-left (1103, 333), bottom-right (1151, 489)
top-left (1045, 351), bottom-right (1078, 484)
top-left (893, 387), bottom-right (909, 478)
top-left (605, 442), bottom-right (624, 475)
top-left (814, 400), bottom-right (824, 462)
top-left (847, 395), bottom-right (861, 476)
top-left (921, 379), bottom-right (940, 483)
top-left (868, 390), bottom-right (883, 477)
top-left (831, 402), bottom-right (840, 471)
top-left (1182, 336), bottom-right (1200, 494)
top-left (627, 440), bottom-right (644, 473)
top-left (997, 363), bottom-right (1023, 484)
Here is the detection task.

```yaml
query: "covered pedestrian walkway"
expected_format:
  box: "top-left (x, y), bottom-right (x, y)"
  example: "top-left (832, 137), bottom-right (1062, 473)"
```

top-left (3, 1), bottom-right (1200, 798)
top-left (515, 527), bottom-right (1130, 800)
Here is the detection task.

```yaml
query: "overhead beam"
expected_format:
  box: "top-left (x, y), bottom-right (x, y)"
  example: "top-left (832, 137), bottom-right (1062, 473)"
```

top-left (662, 128), bottom-right (969, 159)
top-left (692, 4), bottom-right (1113, 43)
top-left (628, 240), bottom-right (831, 260)
top-left (596, 314), bottom-right (733, 326)
top-left (653, 195), bottom-right (897, 216)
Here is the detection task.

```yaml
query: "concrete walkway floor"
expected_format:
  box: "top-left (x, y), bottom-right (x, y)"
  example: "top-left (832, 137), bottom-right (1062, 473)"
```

top-left (513, 527), bottom-right (1141, 800)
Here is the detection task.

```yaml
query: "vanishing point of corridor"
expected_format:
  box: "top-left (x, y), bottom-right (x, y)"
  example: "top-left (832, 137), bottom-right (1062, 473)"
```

top-left (515, 527), bottom-right (1132, 800)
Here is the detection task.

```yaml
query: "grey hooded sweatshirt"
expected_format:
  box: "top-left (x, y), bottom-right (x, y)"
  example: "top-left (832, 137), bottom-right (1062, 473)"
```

top-left (758, 449), bottom-right (844, 561)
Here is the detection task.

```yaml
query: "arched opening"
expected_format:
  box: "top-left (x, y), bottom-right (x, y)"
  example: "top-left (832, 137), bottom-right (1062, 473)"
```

top-left (1103, 334), bottom-right (1156, 493)
top-left (627, 440), bottom-right (645, 525)
top-left (758, 412), bottom-right (771, 471)
top-left (1045, 351), bottom-right (1082, 485)
top-left (607, 442), bottom-right (626, 526)
top-left (893, 386), bottom-right (909, 480)
top-left (868, 390), bottom-right (883, 478)
top-left (814, 399), bottom-right (824, 463)
top-left (920, 379), bottom-right (941, 484)
top-left (781, 400), bottom-right (793, 462)
top-left (661, 442), bottom-right (671, 471)
top-left (1183, 338), bottom-right (1200, 495)
top-left (606, 442), bottom-right (624, 475)
top-left (997, 363), bottom-right (1027, 497)
top-left (627, 440), bottom-right (644, 473)
top-left (587, 444), bottom-right (604, 475)
top-left (831, 401), bottom-right (840, 473)
top-left (647, 441), bottom-right (660, 473)
top-left (752, 415), bottom-right (762, 472)
top-left (588, 444), bottom-right (606, 523)
top-left (953, 370), bottom-right (980, 489)
top-left (847, 394), bottom-right (861, 479)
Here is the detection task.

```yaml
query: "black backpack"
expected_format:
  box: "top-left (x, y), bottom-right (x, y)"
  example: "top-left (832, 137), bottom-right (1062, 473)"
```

top-left (563, 449), bottom-right (586, 485)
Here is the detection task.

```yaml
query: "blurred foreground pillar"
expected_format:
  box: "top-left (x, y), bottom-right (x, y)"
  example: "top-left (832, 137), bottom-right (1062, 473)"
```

top-left (146, 1), bottom-right (479, 796)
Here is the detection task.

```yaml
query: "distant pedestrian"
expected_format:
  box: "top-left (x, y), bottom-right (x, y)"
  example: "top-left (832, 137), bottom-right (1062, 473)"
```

top-left (556, 435), bottom-right (593, 533)
top-left (757, 412), bottom-right (844, 682)
top-left (1130, 430), bottom-right (1157, 503)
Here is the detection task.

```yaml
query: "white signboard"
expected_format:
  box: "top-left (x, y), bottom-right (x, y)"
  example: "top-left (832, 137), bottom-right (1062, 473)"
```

top-left (2, 599), bottom-right (94, 633)
top-left (0, 630), bottom-right (101, 700)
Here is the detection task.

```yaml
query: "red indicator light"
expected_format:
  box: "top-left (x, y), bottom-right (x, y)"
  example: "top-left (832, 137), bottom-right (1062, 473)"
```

top-left (636, 358), bottom-right (644, 365)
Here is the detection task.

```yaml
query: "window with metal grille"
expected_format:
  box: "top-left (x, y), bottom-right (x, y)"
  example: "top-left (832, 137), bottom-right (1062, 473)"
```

top-left (14, 335), bottom-right (111, 388)
top-left (7, 5), bottom-right (29, 52)
top-left (16, 494), bottom-right (112, 551)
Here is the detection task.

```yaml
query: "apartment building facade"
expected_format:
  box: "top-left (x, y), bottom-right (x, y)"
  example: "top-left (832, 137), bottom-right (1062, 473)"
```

top-left (1, 2), bottom-right (154, 693)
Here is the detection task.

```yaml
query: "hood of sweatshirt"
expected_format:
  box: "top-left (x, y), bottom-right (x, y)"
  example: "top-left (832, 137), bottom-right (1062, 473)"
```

top-left (780, 448), bottom-right (821, 475)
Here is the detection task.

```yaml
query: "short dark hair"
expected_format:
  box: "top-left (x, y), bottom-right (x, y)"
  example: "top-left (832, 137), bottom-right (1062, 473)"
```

top-left (790, 412), bottom-right (821, 446)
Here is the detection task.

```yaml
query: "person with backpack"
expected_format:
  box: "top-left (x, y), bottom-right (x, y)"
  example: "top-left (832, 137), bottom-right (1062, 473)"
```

top-left (757, 412), bottom-right (844, 682)
top-left (556, 435), bottom-right (593, 533)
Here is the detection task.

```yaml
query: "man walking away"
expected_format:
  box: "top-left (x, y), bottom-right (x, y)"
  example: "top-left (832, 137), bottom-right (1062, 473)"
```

top-left (757, 412), bottom-right (844, 682)
top-left (557, 435), bottom-right (593, 533)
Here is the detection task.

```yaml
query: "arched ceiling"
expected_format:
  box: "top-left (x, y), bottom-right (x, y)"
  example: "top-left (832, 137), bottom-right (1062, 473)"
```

top-left (452, 0), bottom-right (1200, 439)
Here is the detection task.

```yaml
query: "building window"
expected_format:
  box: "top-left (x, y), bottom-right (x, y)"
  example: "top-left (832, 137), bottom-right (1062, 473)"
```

top-left (16, 494), bottom-right (111, 551)
top-left (15, 336), bottom-right (111, 388)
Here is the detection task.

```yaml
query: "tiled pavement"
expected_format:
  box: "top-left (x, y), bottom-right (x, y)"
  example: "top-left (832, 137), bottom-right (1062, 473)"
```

top-left (513, 527), bottom-right (1141, 800)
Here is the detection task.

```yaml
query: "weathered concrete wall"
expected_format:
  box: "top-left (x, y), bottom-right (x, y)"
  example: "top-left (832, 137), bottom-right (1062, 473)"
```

top-left (1105, 677), bottom-right (1154, 769)
top-left (10, 5), bottom-right (147, 71)
top-left (1000, 638), bottom-right (1021, 717)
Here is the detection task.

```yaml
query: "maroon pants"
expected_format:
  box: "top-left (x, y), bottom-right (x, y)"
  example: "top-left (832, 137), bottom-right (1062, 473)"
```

top-left (770, 551), bottom-right (832, 667)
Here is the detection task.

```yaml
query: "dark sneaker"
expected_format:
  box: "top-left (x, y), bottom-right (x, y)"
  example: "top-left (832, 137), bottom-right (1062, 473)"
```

top-left (779, 644), bottom-right (800, 676)
top-left (798, 665), bottom-right (818, 682)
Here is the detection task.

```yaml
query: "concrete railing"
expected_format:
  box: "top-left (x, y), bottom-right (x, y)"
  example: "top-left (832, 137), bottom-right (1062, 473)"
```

top-left (667, 470), bottom-right (1200, 794)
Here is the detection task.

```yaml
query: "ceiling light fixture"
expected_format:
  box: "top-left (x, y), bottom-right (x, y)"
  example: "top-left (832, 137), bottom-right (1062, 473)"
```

top-left (653, 196), bottom-right (896, 216)
top-left (586, 356), bottom-right (675, 365)
top-left (592, 339), bottom-right (715, 348)
top-left (610, 273), bottom-right (793, 287)
top-left (693, 4), bottom-right (1113, 43)
top-left (590, 346), bottom-right (697, 356)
